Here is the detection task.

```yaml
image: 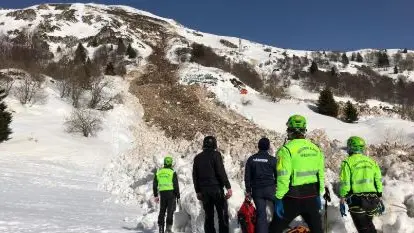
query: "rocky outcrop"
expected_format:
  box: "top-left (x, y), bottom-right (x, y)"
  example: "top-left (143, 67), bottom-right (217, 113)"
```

top-left (6, 9), bottom-right (37, 21)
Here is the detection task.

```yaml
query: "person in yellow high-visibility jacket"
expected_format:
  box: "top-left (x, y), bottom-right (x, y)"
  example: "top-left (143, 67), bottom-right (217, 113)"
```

top-left (339, 136), bottom-right (384, 233)
top-left (153, 156), bottom-right (180, 233)
top-left (272, 115), bottom-right (325, 233)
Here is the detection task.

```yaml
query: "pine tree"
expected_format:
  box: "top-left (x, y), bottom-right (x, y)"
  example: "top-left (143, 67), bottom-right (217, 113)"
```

top-left (0, 89), bottom-right (12, 142)
top-left (116, 38), bottom-right (126, 55)
top-left (331, 67), bottom-right (337, 76)
top-left (377, 52), bottom-right (390, 67)
top-left (91, 38), bottom-right (98, 47)
top-left (317, 88), bottom-right (339, 117)
top-left (105, 62), bottom-right (116, 76)
top-left (57, 46), bottom-right (62, 53)
top-left (356, 53), bottom-right (363, 62)
top-left (403, 48), bottom-right (408, 53)
top-left (341, 53), bottom-right (349, 66)
top-left (309, 61), bottom-right (318, 74)
top-left (74, 43), bottom-right (87, 64)
top-left (351, 52), bottom-right (356, 61)
top-left (394, 65), bottom-right (399, 74)
top-left (126, 44), bottom-right (137, 59)
top-left (344, 101), bottom-right (358, 123)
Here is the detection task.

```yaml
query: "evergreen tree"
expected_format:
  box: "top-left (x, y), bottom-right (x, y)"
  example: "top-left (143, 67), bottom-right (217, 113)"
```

top-left (116, 38), bottom-right (126, 55)
top-left (91, 38), bottom-right (98, 47)
top-left (356, 53), bottom-right (363, 62)
top-left (344, 101), bottom-right (358, 123)
top-left (309, 61), bottom-right (318, 74)
top-left (396, 76), bottom-right (406, 105)
top-left (317, 88), bottom-right (339, 117)
top-left (403, 48), bottom-right (408, 53)
top-left (57, 46), bottom-right (62, 53)
top-left (74, 43), bottom-right (87, 64)
top-left (331, 67), bottom-right (337, 76)
top-left (394, 65), bottom-right (399, 74)
top-left (126, 44), bottom-right (137, 59)
top-left (351, 52), bottom-right (356, 61)
top-left (105, 62), bottom-right (116, 76)
top-left (341, 53), bottom-right (349, 66)
top-left (0, 89), bottom-right (12, 142)
top-left (377, 52), bottom-right (390, 67)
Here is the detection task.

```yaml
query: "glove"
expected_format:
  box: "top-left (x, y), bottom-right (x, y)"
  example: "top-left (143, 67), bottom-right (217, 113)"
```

top-left (275, 199), bottom-right (284, 219)
top-left (378, 200), bottom-right (385, 215)
top-left (316, 196), bottom-right (322, 210)
top-left (340, 203), bottom-right (347, 217)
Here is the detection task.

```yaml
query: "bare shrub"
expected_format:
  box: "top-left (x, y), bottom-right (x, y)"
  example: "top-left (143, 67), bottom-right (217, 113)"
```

top-left (93, 45), bottom-right (110, 67)
top-left (0, 73), bottom-right (15, 95)
top-left (57, 78), bottom-right (71, 98)
top-left (399, 53), bottom-right (414, 71)
top-left (88, 75), bottom-right (111, 109)
top-left (14, 73), bottom-right (46, 105)
top-left (64, 109), bottom-right (102, 137)
top-left (69, 67), bottom-right (87, 108)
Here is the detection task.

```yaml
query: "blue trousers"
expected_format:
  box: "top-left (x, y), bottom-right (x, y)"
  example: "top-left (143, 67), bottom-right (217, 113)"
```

top-left (252, 186), bottom-right (275, 233)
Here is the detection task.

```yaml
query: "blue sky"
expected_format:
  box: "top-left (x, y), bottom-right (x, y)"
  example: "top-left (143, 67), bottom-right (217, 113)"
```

top-left (2, 0), bottom-right (414, 51)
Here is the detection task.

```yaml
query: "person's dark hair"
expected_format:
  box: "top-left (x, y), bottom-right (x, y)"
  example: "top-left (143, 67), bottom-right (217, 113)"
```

top-left (203, 136), bottom-right (217, 149)
top-left (258, 137), bottom-right (270, 151)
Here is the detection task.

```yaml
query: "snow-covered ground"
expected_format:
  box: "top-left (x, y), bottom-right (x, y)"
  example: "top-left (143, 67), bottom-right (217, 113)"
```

top-left (0, 77), bottom-right (143, 233)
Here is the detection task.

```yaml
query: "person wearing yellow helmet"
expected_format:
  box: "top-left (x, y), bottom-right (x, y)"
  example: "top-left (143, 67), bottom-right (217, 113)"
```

top-left (339, 136), bottom-right (384, 233)
top-left (272, 115), bottom-right (325, 233)
top-left (153, 156), bottom-right (180, 233)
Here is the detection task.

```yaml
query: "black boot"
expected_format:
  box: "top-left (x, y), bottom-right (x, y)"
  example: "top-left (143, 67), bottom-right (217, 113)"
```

top-left (159, 224), bottom-right (164, 233)
top-left (166, 224), bottom-right (173, 233)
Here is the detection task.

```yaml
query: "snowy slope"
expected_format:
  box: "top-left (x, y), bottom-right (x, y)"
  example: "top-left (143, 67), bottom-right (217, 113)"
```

top-left (0, 77), bottom-right (144, 233)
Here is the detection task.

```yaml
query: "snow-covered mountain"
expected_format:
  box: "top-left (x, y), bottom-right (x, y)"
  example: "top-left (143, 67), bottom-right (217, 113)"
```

top-left (0, 3), bottom-right (414, 233)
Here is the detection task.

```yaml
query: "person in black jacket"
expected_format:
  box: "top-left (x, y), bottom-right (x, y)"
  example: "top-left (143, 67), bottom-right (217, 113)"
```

top-left (244, 137), bottom-right (277, 233)
top-left (192, 136), bottom-right (232, 233)
top-left (153, 156), bottom-right (180, 233)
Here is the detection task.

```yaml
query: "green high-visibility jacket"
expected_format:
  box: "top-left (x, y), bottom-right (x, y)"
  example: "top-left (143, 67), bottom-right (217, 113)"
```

top-left (275, 139), bottom-right (325, 199)
top-left (156, 168), bottom-right (175, 191)
top-left (339, 153), bottom-right (383, 197)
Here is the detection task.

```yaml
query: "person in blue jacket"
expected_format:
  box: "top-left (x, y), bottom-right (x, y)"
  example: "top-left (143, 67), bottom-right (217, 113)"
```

top-left (244, 137), bottom-right (277, 233)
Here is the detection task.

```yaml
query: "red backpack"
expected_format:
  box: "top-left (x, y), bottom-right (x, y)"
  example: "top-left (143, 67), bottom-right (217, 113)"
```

top-left (237, 197), bottom-right (256, 233)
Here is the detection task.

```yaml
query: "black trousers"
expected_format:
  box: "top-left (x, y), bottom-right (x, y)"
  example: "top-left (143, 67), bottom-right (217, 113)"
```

top-left (201, 187), bottom-right (229, 233)
top-left (252, 185), bottom-right (275, 233)
top-left (271, 197), bottom-right (323, 233)
top-left (350, 211), bottom-right (376, 233)
top-left (158, 191), bottom-right (176, 226)
top-left (347, 195), bottom-right (379, 233)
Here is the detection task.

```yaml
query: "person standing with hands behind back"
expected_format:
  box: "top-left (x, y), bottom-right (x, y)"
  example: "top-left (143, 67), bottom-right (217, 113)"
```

top-left (244, 137), bottom-right (277, 233)
top-left (153, 156), bottom-right (180, 233)
top-left (192, 136), bottom-right (232, 233)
